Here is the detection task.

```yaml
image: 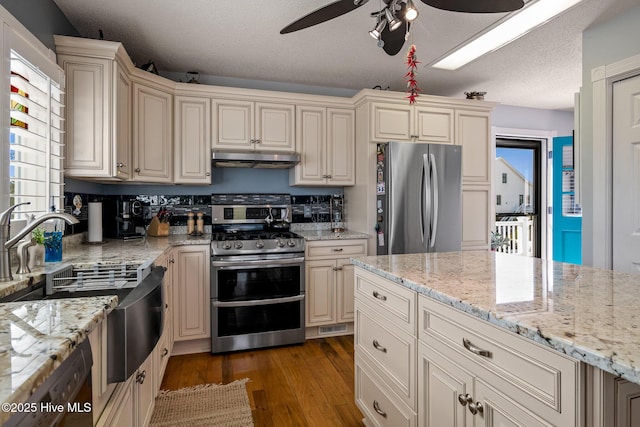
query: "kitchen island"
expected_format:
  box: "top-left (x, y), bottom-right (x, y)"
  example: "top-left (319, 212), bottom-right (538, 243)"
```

top-left (352, 251), bottom-right (640, 427)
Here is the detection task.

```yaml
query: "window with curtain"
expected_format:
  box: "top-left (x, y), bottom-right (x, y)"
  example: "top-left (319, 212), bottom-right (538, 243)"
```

top-left (9, 50), bottom-right (64, 220)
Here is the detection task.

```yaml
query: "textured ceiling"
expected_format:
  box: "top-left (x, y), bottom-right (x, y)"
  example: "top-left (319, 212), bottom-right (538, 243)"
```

top-left (53, 0), bottom-right (636, 111)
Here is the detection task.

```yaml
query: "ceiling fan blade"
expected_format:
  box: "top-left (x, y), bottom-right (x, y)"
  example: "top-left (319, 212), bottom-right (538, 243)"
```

top-left (280, 0), bottom-right (369, 34)
top-left (381, 21), bottom-right (409, 56)
top-left (419, 0), bottom-right (524, 13)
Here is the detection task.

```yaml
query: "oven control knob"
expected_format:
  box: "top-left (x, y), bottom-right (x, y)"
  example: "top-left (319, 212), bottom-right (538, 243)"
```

top-left (276, 238), bottom-right (285, 248)
top-left (234, 241), bottom-right (243, 249)
top-left (222, 242), bottom-right (232, 250)
top-left (256, 240), bottom-right (265, 249)
top-left (287, 239), bottom-right (297, 248)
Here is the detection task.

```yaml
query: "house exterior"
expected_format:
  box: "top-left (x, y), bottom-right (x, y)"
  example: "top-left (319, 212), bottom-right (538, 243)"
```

top-left (494, 157), bottom-right (533, 214)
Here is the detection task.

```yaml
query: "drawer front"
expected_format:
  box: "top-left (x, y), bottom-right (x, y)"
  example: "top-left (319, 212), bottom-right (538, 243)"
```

top-left (306, 239), bottom-right (367, 259)
top-left (355, 268), bottom-right (415, 334)
top-left (419, 296), bottom-right (579, 423)
top-left (355, 355), bottom-right (417, 427)
top-left (356, 307), bottom-right (416, 407)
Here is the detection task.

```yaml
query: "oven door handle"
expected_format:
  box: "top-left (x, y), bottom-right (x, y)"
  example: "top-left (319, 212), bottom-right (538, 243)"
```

top-left (213, 294), bottom-right (304, 307)
top-left (212, 256), bottom-right (305, 269)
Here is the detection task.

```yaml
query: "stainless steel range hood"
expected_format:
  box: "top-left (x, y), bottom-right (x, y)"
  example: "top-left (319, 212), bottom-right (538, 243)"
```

top-left (211, 150), bottom-right (300, 169)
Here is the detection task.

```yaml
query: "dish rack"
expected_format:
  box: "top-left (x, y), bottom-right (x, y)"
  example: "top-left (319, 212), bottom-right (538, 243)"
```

top-left (45, 260), bottom-right (154, 295)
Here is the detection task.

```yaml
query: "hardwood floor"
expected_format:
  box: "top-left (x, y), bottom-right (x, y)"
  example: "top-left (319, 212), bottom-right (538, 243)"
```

top-left (160, 335), bottom-right (364, 426)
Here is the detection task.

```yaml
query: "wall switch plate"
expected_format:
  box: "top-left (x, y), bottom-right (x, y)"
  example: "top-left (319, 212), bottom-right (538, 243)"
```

top-left (304, 205), bottom-right (311, 218)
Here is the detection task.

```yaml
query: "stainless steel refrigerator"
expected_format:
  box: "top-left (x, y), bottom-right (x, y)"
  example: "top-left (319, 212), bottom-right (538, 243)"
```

top-left (376, 142), bottom-right (462, 255)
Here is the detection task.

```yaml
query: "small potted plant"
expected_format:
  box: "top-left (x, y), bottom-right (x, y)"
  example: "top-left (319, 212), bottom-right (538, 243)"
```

top-left (28, 227), bottom-right (46, 268)
top-left (490, 231), bottom-right (510, 251)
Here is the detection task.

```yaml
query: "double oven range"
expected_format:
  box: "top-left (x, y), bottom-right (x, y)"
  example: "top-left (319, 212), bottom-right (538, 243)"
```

top-left (210, 194), bottom-right (305, 353)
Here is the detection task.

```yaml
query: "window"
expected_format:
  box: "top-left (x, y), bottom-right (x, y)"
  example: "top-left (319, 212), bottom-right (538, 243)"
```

top-left (496, 195), bottom-right (502, 205)
top-left (502, 173), bottom-right (507, 183)
top-left (519, 194), bottom-right (524, 205)
top-left (8, 50), bottom-right (64, 220)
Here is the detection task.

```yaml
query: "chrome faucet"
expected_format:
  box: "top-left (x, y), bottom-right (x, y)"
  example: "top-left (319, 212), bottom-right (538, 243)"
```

top-left (0, 202), bottom-right (79, 282)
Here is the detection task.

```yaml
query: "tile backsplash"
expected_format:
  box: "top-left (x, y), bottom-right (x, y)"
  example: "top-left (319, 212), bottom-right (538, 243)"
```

top-left (63, 192), bottom-right (340, 235)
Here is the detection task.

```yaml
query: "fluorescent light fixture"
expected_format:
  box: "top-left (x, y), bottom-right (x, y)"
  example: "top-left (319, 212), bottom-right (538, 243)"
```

top-left (431, 0), bottom-right (583, 70)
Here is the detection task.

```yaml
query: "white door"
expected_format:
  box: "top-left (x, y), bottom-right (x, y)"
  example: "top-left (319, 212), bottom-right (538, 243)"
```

top-left (613, 74), bottom-right (640, 273)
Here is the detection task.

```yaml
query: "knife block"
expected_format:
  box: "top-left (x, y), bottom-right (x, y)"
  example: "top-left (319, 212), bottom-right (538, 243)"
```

top-left (147, 217), bottom-right (169, 237)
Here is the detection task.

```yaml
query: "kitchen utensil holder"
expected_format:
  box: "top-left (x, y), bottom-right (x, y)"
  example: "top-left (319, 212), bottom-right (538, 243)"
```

top-left (147, 217), bottom-right (169, 237)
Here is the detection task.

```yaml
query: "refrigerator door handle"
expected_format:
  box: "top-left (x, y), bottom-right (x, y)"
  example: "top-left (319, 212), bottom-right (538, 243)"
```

top-left (429, 153), bottom-right (439, 248)
top-left (422, 153), bottom-right (431, 246)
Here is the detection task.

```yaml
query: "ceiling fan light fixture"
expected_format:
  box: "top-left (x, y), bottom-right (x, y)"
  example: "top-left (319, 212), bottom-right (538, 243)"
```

top-left (384, 8), bottom-right (402, 31)
top-left (369, 18), bottom-right (387, 40)
top-left (431, 0), bottom-right (584, 70)
top-left (404, 0), bottom-right (419, 21)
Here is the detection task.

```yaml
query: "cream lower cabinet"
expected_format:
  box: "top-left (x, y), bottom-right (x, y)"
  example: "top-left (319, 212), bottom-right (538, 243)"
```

top-left (354, 266), bottom-right (582, 427)
top-left (305, 239), bottom-right (367, 337)
top-left (354, 267), bottom-right (417, 427)
top-left (212, 99), bottom-right (295, 152)
top-left (418, 296), bottom-right (581, 427)
top-left (291, 106), bottom-right (355, 186)
top-left (154, 250), bottom-right (173, 385)
top-left (172, 245), bottom-right (211, 341)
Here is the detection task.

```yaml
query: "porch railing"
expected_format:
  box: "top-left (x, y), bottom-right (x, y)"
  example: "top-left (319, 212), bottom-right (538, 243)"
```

top-left (494, 218), bottom-right (534, 256)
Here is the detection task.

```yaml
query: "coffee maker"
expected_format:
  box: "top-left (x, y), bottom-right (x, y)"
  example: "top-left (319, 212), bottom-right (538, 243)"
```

top-left (103, 197), bottom-right (144, 239)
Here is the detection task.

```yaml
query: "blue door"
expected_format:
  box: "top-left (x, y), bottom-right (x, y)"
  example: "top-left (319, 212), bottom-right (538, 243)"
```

top-left (552, 136), bottom-right (582, 264)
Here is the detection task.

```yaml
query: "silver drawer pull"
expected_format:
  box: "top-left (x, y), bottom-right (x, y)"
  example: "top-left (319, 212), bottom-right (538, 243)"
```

top-left (372, 339), bottom-right (387, 353)
top-left (458, 393), bottom-right (471, 406)
top-left (463, 338), bottom-right (492, 358)
top-left (468, 401), bottom-right (484, 415)
top-left (372, 291), bottom-right (387, 301)
top-left (332, 248), bottom-right (344, 252)
top-left (373, 400), bottom-right (387, 418)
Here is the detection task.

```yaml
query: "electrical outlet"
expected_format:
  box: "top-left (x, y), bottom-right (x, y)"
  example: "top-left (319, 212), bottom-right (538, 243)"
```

top-left (304, 205), bottom-right (311, 218)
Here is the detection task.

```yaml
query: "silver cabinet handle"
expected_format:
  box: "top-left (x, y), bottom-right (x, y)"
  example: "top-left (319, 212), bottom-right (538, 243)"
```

top-left (372, 339), bottom-right (387, 353)
top-left (372, 291), bottom-right (387, 301)
top-left (372, 400), bottom-right (387, 418)
top-left (116, 162), bottom-right (125, 168)
top-left (332, 248), bottom-right (344, 252)
top-left (255, 139), bottom-right (261, 144)
top-left (205, 172), bottom-right (211, 176)
top-left (135, 167), bottom-right (141, 173)
top-left (463, 338), bottom-right (492, 358)
top-left (136, 370), bottom-right (146, 384)
top-left (332, 266), bottom-right (343, 271)
top-left (162, 348), bottom-right (169, 357)
top-left (458, 393), bottom-right (471, 406)
top-left (468, 401), bottom-right (483, 415)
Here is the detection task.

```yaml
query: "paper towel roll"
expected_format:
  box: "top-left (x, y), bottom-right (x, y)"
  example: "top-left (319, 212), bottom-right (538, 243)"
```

top-left (88, 202), bottom-right (103, 242)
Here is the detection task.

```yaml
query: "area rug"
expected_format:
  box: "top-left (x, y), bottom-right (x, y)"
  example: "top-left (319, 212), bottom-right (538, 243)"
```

top-left (149, 378), bottom-right (254, 427)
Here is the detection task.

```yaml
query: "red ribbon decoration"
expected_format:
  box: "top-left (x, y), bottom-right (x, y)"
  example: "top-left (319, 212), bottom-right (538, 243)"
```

top-left (405, 44), bottom-right (420, 104)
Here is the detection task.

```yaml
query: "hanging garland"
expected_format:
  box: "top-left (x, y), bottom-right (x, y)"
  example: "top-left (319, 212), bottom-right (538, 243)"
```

top-left (405, 44), bottom-right (420, 104)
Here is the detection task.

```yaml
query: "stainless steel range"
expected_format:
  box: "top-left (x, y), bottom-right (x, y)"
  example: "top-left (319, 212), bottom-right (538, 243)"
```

top-left (210, 194), bottom-right (305, 353)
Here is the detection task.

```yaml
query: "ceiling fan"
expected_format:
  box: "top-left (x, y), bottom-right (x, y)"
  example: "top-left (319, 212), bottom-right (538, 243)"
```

top-left (280, 0), bottom-right (525, 56)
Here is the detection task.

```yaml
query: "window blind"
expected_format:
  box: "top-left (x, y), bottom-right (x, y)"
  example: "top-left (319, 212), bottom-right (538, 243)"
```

top-left (9, 50), bottom-right (64, 219)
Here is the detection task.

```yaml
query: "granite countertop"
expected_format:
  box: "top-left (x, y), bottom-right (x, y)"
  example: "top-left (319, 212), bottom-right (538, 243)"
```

top-left (0, 234), bottom-right (211, 300)
top-left (295, 228), bottom-right (369, 241)
top-left (0, 296), bottom-right (117, 424)
top-left (352, 251), bottom-right (640, 386)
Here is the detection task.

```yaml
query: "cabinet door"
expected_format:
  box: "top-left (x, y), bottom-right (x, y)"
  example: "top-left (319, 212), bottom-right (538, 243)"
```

top-left (461, 186), bottom-right (491, 251)
top-left (327, 108), bottom-right (355, 185)
top-left (306, 259), bottom-right (336, 326)
top-left (96, 379), bottom-right (135, 427)
top-left (136, 353), bottom-right (155, 427)
top-left (455, 110), bottom-right (491, 185)
top-left (293, 105), bottom-right (326, 185)
top-left (61, 57), bottom-right (113, 177)
top-left (474, 380), bottom-right (553, 427)
top-left (418, 342), bottom-right (473, 427)
top-left (173, 245), bottom-right (211, 340)
top-left (415, 106), bottom-right (454, 144)
top-left (371, 103), bottom-right (412, 142)
top-left (255, 102), bottom-right (295, 151)
top-left (212, 99), bottom-right (254, 150)
top-left (336, 259), bottom-right (355, 322)
top-left (132, 83), bottom-right (172, 182)
top-left (114, 66), bottom-right (132, 180)
top-left (174, 96), bottom-right (211, 184)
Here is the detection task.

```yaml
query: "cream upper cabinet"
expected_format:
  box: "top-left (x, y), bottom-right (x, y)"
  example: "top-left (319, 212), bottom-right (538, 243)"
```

top-left (55, 36), bottom-right (132, 180)
top-left (132, 82), bottom-right (173, 182)
top-left (455, 109), bottom-right (491, 185)
top-left (212, 99), bottom-right (295, 152)
top-left (371, 102), bottom-right (454, 144)
top-left (291, 106), bottom-right (355, 186)
top-left (174, 95), bottom-right (211, 184)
